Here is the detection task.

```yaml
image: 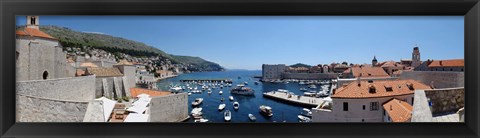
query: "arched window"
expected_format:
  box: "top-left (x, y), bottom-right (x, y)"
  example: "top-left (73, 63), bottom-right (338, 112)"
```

top-left (42, 71), bottom-right (48, 80)
top-left (31, 17), bottom-right (36, 25)
top-left (16, 51), bottom-right (19, 61)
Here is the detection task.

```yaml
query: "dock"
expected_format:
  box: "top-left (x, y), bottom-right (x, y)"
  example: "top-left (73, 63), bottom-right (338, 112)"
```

top-left (263, 91), bottom-right (323, 107)
top-left (180, 79), bottom-right (233, 83)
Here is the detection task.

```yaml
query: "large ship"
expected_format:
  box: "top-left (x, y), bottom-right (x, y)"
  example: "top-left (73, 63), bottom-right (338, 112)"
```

top-left (230, 84), bottom-right (255, 95)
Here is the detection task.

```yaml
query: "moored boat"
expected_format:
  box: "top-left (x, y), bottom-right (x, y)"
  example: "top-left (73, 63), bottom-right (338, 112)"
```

top-left (298, 114), bottom-right (311, 122)
top-left (218, 103), bottom-right (226, 111)
top-left (301, 108), bottom-right (312, 117)
top-left (219, 90), bottom-right (223, 95)
top-left (248, 114), bottom-right (256, 122)
top-left (224, 110), bottom-right (232, 122)
top-left (259, 105), bottom-right (273, 117)
top-left (191, 98), bottom-right (204, 106)
top-left (233, 102), bottom-right (240, 110)
top-left (230, 85), bottom-right (254, 96)
top-left (229, 96), bottom-right (234, 101)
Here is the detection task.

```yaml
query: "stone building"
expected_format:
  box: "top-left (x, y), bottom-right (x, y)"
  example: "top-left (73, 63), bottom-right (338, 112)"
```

top-left (379, 61), bottom-right (405, 76)
top-left (411, 47), bottom-right (421, 68)
top-left (427, 59), bottom-right (464, 72)
top-left (342, 66), bottom-right (390, 78)
top-left (85, 67), bottom-right (131, 99)
top-left (311, 79), bottom-right (431, 122)
top-left (262, 64), bottom-right (286, 81)
top-left (16, 16), bottom-right (75, 81)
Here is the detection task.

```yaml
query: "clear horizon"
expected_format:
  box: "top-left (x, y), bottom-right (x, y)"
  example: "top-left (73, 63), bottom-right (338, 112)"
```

top-left (16, 16), bottom-right (464, 70)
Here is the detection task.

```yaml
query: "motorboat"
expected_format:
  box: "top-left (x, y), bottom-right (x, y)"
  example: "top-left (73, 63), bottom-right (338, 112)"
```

top-left (194, 118), bottom-right (209, 122)
top-left (224, 110), bottom-right (232, 122)
top-left (191, 107), bottom-right (203, 116)
top-left (188, 92), bottom-right (192, 96)
top-left (303, 92), bottom-right (316, 97)
top-left (191, 98), bottom-right (204, 107)
top-left (248, 114), bottom-right (256, 122)
top-left (218, 103), bottom-right (226, 111)
top-left (170, 86), bottom-right (182, 92)
top-left (259, 105), bottom-right (273, 117)
top-left (233, 102), bottom-right (240, 110)
top-left (301, 108), bottom-right (312, 117)
top-left (219, 91), bottom-right (223, 95)
top-left (230, 85), bottom-right (254, 96)
top-left (208, 91), bottom-right (212, 94)
top-left (299, 81), bottom-right (306, 85)
top-left (229, 96), bottom-right (234, 101)
top-left (308, 84), bottom-right (317, 89)
top-left (244, 82), bottom-right (248, 85)
top-left (298, 115), bottom-right (311, 122)
top-left (300, 88), bottom-right (308, 92)
top-left (254, 81), bottom-right (259, 85)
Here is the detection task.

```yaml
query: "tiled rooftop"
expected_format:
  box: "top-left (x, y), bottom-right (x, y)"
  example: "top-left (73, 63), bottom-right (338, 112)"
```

top-left (343, 66), bottom-right (390, 78)
top-left (86, 67), bottom-right (124, 77)
top-left (383, 99), bottom-right (412, 122)
top-left (332, 79), bottom-right (431, 99)
top-left (130, 88), bottom-right (172, 98)
top-left (16, 28), bottom-right (56, 40)
top-left (428, 59), bottom-right (464, 67)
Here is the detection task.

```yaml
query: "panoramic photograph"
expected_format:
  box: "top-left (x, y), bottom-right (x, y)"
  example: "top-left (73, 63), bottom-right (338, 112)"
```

top-left (15, 16), bottom-right (464, 123)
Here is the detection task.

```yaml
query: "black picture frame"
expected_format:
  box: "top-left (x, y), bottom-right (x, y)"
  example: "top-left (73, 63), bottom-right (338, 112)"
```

top-left (1, 0), bottom-right (479, 138)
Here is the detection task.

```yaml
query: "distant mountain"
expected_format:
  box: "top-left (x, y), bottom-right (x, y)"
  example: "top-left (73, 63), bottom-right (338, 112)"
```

top-left (289, 63), bottom-right (312, 68)
top-left (16, 25), bottom-right (224, 71)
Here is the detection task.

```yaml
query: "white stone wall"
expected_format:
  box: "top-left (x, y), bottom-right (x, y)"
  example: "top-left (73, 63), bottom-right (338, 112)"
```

top-left (312, 95), bottom-right (413, 122)
top-left (400, 71), bottom-right (464, 88)
top-left (148, 93), bottom-right (188, 122)
top-left (262, 64), bottom-right (286, 80)
top-left (114, 65), bottom-right (136, 91)
top-left (16, 95), bottom-right (89, 122)
top-left (16, 75), bottom-right (96, 102)
top-left (95, 76), bottom-right (129, 99)
top-left (282, 72), bottom-right (338, 80)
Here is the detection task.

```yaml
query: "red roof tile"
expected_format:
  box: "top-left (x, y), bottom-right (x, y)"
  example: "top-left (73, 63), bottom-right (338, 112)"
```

top-left (130, 88), bottom-right (172, 97)
top-left (428, 59), bottom-right (464, 67)
top-left (16, 28), bottom-right (56, 40)
top-left (332, 79), bottom-right (431, 99)
top-left (383, 99), bottom-right (413, 122)
top-left (343, 66), bottom-right (389, 78)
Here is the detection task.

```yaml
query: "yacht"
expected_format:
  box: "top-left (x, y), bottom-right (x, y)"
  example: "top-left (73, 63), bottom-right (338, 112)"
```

top-left (233, 102), bottom-right (240, 110)
top-left (224, 110), bottom-right (232, 122)
top-left (259, 105), bottom-right (273, 117)
top-left (218, 103), bottom-right (226, 111)
top-left (301, 108), bottom-right (312, 117)
top-left (230, 85), bottom-right (255, 96)
top-left (298, 115), bottom-right (311, 122)
top-left (191, 98), bottom-right (204, 107)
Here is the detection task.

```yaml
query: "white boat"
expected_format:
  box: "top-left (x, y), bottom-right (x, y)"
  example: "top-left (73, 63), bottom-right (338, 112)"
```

top-left (277, 89), bottom-right (289, 93)
top-left (233, 102), bottom-right (240, 110)
top-left (208, 91), bottom-right (212, 94)
top-left (303, 92), bottom-right (316, 97)
top-left (299, 81), bottom-right (306, 85)
top-left (244, 82), bottom-right (248, 85)
top-left (259, 105), bottom-right (273, 117)
top-left (194, 118), bottom-right (209, 122)
top-left (230, 85), bottom-right (255, 96)
top-left (191, 98), bottom-right (204, 106)
top-left (298, 115), bottom-right (311, 122)
top-left (224, 110), bottom-right (232, 122)
top-left (219, 91), bottom-right (223, 95)
top-left (229, 96), bottom-right (234, 101)
top-left (248, 114), bottom-right (256, 121)
top-left (301, 108), bottom-right (312, 117)
top-left (300, 88), bottom-right (308, 92)
top-left (308, 84), bottom-right (317, 89)
top-left (218, 103), bottom-right (226, 111)
top-left (188, 92), bottom-right (192, 96)
top-left (191, 107), bottom-right (203, 116)
top-left (170, 86), bottom-right (182, 92)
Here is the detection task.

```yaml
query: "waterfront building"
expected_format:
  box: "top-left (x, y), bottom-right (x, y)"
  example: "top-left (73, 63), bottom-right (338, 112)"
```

top-left (311, 79), bottom-right (431, 122)
top-left (262, 64), bottom-right (287, 81)
top-left (427, 59), bottom-right (464, 72)
top-left (309, 65), bottom-right (323, 73)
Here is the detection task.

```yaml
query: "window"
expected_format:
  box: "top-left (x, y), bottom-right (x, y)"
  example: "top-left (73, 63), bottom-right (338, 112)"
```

top-left (370, 102), bottom-right (379, 111)
top-left (42, 71), bottom-right (49, 80)
top-left (343, 102), bottom-right (348, 111)
top-left (31, 17), bottom-right (36, 24)
top-left (362, 105), bottom-right (365, 110)
top-left (412, 97), bottom-right (414, 104)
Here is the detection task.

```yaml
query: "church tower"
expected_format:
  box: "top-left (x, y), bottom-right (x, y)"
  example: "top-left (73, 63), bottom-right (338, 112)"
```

top-left (26, 16), bottom-right (40, 29)
top-left (372, 56), bottom-right (378, 66)
top-left (411, 46), bottom-right (421, 67)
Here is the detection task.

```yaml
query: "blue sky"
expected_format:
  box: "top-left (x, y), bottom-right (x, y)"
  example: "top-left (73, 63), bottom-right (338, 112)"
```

top-left (16, 16), bottom-right (464, 70)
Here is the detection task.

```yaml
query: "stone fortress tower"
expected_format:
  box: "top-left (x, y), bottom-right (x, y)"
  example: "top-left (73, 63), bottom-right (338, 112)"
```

top-left (16, 16), bottom-right (75, 81)
top-left (411, 46), bottom-right (421, 67)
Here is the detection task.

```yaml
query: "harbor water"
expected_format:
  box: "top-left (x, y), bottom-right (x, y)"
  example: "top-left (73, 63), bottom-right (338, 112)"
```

top-left (156, 70), bottom-right (330, 123)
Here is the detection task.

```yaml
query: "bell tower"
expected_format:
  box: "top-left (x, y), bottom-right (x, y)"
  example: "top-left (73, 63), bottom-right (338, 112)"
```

top-left (26, 16), bottom-right (40, 29)
top-left (372, 55), bottom-right (378, 66)
top-left (411, 46), bottom-right (421, 67)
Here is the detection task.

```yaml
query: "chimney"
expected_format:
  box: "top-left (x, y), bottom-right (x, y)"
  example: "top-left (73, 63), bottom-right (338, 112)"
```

top-left (357, 77), bottom-right (361, 87)
top-left (390, 105), bottom-right (392, 110)
top-left (440, 61), bottom-right (443, 66)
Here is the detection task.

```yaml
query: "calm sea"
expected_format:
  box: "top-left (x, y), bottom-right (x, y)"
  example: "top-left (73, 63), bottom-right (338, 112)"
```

top-left (156, 70), bottom-right (328, 123)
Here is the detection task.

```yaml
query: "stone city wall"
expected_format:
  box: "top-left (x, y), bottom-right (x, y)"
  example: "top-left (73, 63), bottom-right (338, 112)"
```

top-left (424, 87), bottom-right (464, 114)
top-left (149, 93), bottom-right (188, 122)
top-left (17, 75), bottom-right (96, 102)
top-left (95, 76), bottom-right (128, 99)
top-left (16, 95), bottom-right (89, 122)
top-left (282, 72), bottom-right (337, 80)
top-left (400, 71), bottom-right (464, 88)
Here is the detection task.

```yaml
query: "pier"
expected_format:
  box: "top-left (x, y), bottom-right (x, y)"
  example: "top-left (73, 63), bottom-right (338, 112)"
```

top-left (263, 91), bottom-right (323, 107)
top-left (180, 79), bottom-right (233, 83)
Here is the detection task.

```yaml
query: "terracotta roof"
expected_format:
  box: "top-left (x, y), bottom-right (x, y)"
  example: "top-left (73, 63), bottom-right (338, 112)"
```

top-left (130, 88), bottom-right (172, 97)
top-left (16, 28), bottom-right (56, 40)
top-left (332, 79), bottom-right (431, 99)
top-left (80, 62), bottom-right (98, 68)
top-left (116, 59), bottom-right (133, 66)
top-left (76, 69), bottom-right (86, 76)
top-left (86, 67), bottom-right (123, 77)
top-left (428, 59), bottom-right (464, 67)
top-left (380, 61), bottom-right (404, 68)
top-left (383, 99), bottom-right (412, 122)
top-left (343, 66), bottom-right (389, 78)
